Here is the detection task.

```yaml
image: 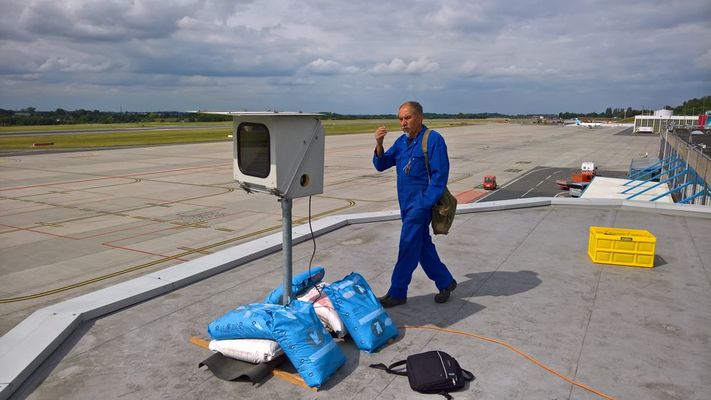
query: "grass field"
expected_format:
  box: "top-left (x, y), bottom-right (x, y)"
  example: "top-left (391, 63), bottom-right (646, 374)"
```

top-left (0, 121), bottom-right (232, 133)
top-left (0, 119), bottom-right (494, 150)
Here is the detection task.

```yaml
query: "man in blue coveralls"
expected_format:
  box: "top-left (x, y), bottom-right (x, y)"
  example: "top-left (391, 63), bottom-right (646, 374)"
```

top-left (373, 101), bottom-right (457, 308)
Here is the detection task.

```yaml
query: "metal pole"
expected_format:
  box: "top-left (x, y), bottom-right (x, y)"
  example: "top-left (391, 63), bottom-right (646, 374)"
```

top-left (662, 129), bottom-right (668, 165)
top-left (280, 197), bottom-right (293, 305)
top-left (704, 158), bottom-right (710, 206)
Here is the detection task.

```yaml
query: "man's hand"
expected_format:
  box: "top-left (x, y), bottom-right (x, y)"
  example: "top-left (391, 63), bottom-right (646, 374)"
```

top-left (375, 126), bottom-right (387, 156)
top-left (375, 126), bottom-right (387, 144)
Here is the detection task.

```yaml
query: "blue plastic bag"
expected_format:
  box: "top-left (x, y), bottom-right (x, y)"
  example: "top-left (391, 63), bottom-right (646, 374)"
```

top-left (272, 300), bottom-right (346, 388)
top-left (207, 300), bottom-right (346, 388)
top-left (264, 266), bottom-right (325, 304)
top-left (207, 303), bottom-right (280, 340)
top-left (324, 272), bottom-right (398, 352)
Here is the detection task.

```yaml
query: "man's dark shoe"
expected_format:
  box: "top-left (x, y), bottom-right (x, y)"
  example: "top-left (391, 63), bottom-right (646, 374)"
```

top-left (379, 295), bottom-right (407, 308)
top-left (434, 279), bottom-right (457, 303)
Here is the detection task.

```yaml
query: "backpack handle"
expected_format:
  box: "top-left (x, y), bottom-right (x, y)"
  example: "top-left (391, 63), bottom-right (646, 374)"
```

top-left (369, 360), bottom-right (408, 376)
top-left (462, 368), bottom-right (475, 381)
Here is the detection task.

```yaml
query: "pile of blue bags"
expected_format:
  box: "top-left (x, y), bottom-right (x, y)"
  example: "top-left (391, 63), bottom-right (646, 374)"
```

top-left (207, 268), bottom-right (398, 388)
top-left (263, 267), bottom-right (326, 305)
top-left (324, 272), bottom-right (398, 353)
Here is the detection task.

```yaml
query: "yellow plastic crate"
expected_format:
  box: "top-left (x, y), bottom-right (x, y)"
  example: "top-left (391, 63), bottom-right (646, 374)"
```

top-left (587, 226), bottom-right (656, 268)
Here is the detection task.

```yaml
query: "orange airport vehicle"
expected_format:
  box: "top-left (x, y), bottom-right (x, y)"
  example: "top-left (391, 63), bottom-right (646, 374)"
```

top-left (572, 162), bottom-right (597, 183)
top-left (556, 162), bottom-right (597, 190)
top-left (483, 175), bottom-right (497, 190)
top-left (570, 171), bottom-right (592, 183)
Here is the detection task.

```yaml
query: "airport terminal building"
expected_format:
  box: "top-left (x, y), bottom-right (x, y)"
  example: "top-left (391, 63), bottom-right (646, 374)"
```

top-left (633, 109), bottom-right (700, 134)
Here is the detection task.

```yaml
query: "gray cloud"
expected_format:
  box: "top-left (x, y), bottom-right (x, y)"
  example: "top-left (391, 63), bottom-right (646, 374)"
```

top-left (0, 0), bottom-right (709, 113)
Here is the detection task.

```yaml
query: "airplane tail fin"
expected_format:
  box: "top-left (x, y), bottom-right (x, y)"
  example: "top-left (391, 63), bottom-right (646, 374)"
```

top-left (575, 118), bottom-right (581, 125)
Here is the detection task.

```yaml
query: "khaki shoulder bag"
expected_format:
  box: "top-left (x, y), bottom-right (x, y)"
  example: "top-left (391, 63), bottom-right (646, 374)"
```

top-left (422, 129), bottom-right (457, 235)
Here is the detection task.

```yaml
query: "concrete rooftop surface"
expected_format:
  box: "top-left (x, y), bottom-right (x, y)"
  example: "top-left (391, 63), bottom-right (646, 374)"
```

top-left (10, 200), bottom-right (711, 400)
top-left (1, 124), bottom-right (710, 399)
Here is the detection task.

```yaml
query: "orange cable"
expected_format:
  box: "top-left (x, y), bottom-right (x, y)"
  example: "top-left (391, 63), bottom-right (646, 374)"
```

top-left (400, 325), bottom-right (617, 400)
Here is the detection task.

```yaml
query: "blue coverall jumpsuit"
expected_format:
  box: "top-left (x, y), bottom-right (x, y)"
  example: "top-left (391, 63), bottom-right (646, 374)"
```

top-left (373, 125), bottom-right (455, 300)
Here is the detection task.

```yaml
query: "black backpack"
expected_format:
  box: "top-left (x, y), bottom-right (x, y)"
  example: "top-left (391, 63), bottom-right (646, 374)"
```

top-left (370, 350), bottom-right (475, 399)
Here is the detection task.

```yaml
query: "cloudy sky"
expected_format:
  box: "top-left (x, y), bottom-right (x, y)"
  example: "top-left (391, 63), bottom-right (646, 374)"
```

top-left (1, 0), bottom-right (710, 114)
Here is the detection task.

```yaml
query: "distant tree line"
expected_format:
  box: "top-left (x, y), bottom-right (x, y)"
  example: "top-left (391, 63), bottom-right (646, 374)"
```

top-left (671, 96), bottom-right (711, 116)
top-left (559, 95), bottom-right (711, 120)
top-left (558, 108), bottom-right (638, 120)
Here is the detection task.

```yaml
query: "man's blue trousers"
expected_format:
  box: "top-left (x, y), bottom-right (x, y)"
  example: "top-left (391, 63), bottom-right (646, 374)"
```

top-left (387, 208), bottom-right (454, 299)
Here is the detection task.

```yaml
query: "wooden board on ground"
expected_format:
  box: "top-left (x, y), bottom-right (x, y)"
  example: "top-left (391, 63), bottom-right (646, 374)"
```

top-left (189, 336), bottom-right (317, 392)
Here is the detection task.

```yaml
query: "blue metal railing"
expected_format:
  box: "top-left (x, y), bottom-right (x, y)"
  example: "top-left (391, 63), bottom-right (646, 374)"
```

top-left (653, 129), bottom-right (710, 205)
top-left (680, 187), bottom-right (711, 204)
top-left (624, 155), bottom-right (681, 184)
top-left (626, 167), bottom-right (690, 200)
top-left (650, 181), bottom-right (693, 202)
top-left (622, 158), bottom-right (685, 194)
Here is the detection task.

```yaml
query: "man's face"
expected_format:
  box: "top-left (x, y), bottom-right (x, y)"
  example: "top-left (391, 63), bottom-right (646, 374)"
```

top-left (398, 105), bottom-right (423, 137)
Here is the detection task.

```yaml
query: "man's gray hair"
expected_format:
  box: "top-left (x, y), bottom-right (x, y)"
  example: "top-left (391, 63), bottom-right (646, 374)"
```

top-left (399, 101), bottom-right (423, 116)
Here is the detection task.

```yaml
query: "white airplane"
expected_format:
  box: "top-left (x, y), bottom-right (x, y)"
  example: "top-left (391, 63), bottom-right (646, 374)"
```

top-left (567, 118), bottom-right (633, 129)
top-left (570, 118), bottom-right (602, 128)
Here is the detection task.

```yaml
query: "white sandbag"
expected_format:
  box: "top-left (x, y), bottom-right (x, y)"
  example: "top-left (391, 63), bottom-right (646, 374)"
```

top-left (297, 283), bottom-right (348, 338)
top-left (208, 338), bottom-right (283, 363)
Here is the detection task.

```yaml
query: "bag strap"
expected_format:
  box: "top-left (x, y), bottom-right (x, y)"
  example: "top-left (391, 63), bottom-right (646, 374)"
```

top-left (461, 369), bottom-right (475, 381)
top-left (421, 129), bottom-right (432, 183)
top-left (368, 360), bottom-right (408, 376)
top-left (436, 392), bottom-right (454, 400)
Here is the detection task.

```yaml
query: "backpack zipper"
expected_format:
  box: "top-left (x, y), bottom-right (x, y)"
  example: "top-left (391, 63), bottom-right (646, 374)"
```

top-left (435, 351), bottom-right (456, 385)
